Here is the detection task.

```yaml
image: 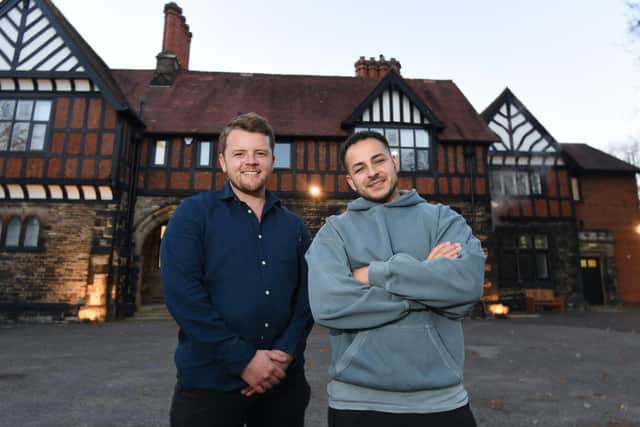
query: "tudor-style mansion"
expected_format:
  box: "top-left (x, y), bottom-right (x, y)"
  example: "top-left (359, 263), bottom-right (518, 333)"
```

top-left (1, 0), bottom-right (638, 321)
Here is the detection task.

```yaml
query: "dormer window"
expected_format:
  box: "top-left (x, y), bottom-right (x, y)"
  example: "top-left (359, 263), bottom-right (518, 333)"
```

top-left (355, 126), bottom-right (430, 172)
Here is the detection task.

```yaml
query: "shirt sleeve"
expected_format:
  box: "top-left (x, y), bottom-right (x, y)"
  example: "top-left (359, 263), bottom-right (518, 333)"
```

top-left (161, 197), bottom-right (256, 376)
top-left (367, 205), bottom-right (485, 319)
top-left (306, 221), bottom-right (418, 330)
top-left (273, 221), bottom-right (314, 358)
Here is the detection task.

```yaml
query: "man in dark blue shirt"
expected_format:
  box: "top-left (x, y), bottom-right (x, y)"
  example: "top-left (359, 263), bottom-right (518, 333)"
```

top-left (161, 113), bottom-right (313, 427)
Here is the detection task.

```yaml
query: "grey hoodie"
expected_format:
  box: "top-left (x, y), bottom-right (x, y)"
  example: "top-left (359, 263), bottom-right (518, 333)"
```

top-left (306, 190), bottom-right (485, 411)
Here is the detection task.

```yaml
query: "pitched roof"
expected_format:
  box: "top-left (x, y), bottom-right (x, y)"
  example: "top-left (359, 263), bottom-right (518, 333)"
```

top-left (111, 69), bottom-right (496, 142)
top-left (42, 0), bottom-right (140, 120)
top-left (561, 143), bottom-right (640, 174)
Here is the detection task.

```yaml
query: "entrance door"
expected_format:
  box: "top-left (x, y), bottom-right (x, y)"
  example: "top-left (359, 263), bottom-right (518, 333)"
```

top-left (141, 224), bottom-right (166, 305)
top-left (580, 257), bottom-right (604, 305)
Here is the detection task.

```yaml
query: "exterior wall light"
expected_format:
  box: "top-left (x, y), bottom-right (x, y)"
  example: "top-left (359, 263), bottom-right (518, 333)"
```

top-left (309, 186), bottom-right (321, 197)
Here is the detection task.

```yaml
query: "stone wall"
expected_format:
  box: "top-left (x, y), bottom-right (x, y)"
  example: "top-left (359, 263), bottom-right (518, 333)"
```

top-left (0, 202), bottom-right (118, 320)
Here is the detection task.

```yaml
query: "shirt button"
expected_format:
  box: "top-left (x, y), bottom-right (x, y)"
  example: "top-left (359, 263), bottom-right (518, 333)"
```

top-left (258, 234), bottom-right (263, 239)
top-left (261, 260), bottom-right (266, 266)
top-left (265, 290), bottom-right (270, 295)
top-left (260, 336), bottom-right (264, 340)
top-left (264, 323), bottom-right (269, 328)
top-left (247, 209), bottom-right (252, 214)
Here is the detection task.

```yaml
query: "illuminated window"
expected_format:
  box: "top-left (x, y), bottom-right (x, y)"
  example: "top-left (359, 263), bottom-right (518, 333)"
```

top-left (0, 99), bottom-right (52, 151)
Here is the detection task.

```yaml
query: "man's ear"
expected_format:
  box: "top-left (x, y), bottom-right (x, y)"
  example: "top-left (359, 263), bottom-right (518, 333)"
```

top-left (391, 152), bottom-right (400, 173)
top-left (345, 174), bottom-right (356, 192)
top-left (218, 153), bottom-right (227, 173)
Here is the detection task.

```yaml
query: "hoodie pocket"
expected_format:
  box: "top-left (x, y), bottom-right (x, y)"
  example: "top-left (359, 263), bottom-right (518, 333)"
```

top-left (331, 322), bottom-right (463, 392)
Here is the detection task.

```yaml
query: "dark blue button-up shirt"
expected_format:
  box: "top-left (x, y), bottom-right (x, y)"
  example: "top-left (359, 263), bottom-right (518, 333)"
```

top-left (160, 181), bottom-right (313, 391)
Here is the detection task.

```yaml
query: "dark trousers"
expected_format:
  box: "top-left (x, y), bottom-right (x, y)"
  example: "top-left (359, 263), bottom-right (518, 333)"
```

top-left (170, 378), bottom-right (310, 427)
top-left (328, 404), bottom-right (477, 427)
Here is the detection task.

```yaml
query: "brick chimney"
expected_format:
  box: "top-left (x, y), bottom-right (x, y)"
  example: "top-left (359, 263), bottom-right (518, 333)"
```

top-left (151, 3), bottom-right (192, 85)
top-left (355, 55), bottom-right (401, 79)
top-left (162, 2), bottom-right (192, 70)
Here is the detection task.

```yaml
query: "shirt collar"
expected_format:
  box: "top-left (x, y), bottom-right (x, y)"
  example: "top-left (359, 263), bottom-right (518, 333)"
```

top-left (218, 180), bottom-right (281, 210)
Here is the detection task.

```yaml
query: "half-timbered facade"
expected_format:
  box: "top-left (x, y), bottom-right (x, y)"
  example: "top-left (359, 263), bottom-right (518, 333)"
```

top-left (482, 88), bottom-right (640, 307)
top-left (1, 1), bottom-right (637, 321)
top-left (1, 0), bottom-right (497, 320)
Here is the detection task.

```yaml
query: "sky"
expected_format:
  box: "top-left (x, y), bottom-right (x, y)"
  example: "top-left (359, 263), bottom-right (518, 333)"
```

top-left (52, 0), bottom-right (639, 152)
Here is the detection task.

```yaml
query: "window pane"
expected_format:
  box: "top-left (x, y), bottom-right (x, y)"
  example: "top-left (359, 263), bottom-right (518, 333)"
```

top-left (30, 124), bottom-right (46, 150)
top-left (400, 148), bottom-right (415, 171)
top-left (519, 253), bottom-right (534, 280)
top-left (385, 128), bottom-right (399, 147)
top-left (10, 122), bottom-right (29, 151)
top-left (154, 140), bottom-right (166, 165)
top-left (570, 177), bottom-right (580, 201)
top-left (400, 129), bottom-right (414, 147)
top-left (274, 143), bottom-right (291, 168)
top-left (518, 234), bottom-right (531, 249)
top-left (534, 235), bottom-right (548, 249)
top-left (354, 127), bottom-right (367, 132)
top-left (416, 149), bottom-right (429, 170)
top-left (369, 128), bottom-right (383, 135)
top-left (489, 172), bottom-right (503, 195)
top-left (199, 141), bottom-right (211, 166)
top-left (536, 253), bottom-right (549, 279)
top-left (6, 218), bottom-right (21, 247)
top-left (501, 234), bottom-right (515, 249)
top-left (499, 253), bottom-right (518, 280)
top-left (531, 173), bottom-right (543, 195)
top-left (23, 218), bottom-right (39, 247)
top-left (0, 100), bottom-right (15, 119)
top-left (415, 130), bottom-right (429, 147)
top-left (0, 122), bottom-right (11, 150)
top-left (16, 100), bottom-right (33, 120)
top-left (33, 100), bottom-right (52, 121)
top-left (503, 172), bottom-right (516, 195)
top-left (516, 172), bottom-right (529, 195)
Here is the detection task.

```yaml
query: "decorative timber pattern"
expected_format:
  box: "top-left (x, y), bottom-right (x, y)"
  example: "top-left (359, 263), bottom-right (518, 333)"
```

top-left (0, 0), bottom-right (83, 72)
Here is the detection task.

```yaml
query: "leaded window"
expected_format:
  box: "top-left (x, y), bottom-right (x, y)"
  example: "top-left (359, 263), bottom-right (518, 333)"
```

top-left (0, 99), bottom-right (52, 151)
top-left (490, 170), bottom-right (544, 196)
top-left (5, 217), bottom-right (21, 247)
top-left (23, 218), bottom-right (40, 248)
top-left (499, 234), bottom-right (549, 282)
top-left (354, 127), bottom-right (430, 172)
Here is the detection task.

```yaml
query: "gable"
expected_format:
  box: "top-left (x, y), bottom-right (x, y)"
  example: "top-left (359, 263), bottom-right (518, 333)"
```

top-left (0, 0), bottom-right (84, 73)
top-left (0, 0), bottom-right (136, 117)
top-left (343, 69), bottom-right (443, 129)
top-left (483, 88), bottom-right (560, 154)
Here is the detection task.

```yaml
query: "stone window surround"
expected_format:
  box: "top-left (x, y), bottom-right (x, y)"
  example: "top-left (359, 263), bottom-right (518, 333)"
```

top-left (0, 216), bottom-right (44, 251)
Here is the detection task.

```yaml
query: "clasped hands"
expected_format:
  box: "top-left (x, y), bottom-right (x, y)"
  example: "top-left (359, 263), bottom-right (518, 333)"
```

top-left (240, 349), bottom-right (292, 397)
top-left (351, 241), bottom-right (462, 284)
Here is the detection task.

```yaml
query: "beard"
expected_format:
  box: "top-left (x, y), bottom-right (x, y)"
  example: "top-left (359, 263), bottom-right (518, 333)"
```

top-left (358, 173), bottom-right (399, 203)
top-left (227, 170), bottom-right (268, 196)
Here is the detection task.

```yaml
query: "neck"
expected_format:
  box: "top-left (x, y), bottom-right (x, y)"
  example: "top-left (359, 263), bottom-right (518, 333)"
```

top-left (229, 182), bottom-right (267, 220)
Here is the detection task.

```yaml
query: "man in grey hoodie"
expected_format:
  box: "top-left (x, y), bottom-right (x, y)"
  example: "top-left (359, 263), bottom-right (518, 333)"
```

top-left (305, 131), bottom-right (485, 427)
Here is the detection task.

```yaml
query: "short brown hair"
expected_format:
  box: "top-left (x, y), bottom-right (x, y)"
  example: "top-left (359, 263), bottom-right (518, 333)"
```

top-left (218, 112), bottom-right (275, 154)
top-left (339, 130), bottom-right (391, 170)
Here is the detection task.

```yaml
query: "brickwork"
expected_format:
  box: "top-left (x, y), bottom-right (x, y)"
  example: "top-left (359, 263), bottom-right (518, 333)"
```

top-left (575, 175), bottom-right (640, 303)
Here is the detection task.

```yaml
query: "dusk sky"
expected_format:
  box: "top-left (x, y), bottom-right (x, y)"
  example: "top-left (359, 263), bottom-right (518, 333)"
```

top-left (54, 0), bottom-right (639, 152)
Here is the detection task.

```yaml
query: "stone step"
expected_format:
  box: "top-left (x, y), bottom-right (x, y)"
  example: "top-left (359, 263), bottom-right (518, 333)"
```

top-left (132, 304), bottom-right (173, 321)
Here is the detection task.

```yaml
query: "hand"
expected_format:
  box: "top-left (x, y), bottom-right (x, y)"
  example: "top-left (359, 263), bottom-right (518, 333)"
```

top-left (351, 266), bottom-right (369, 285)
top-left (240, 350), bottom-right (292, 397)
top-left (427, 242), bottom-right (461, 260)
top-left (240, 350), bottom-right (286, 396)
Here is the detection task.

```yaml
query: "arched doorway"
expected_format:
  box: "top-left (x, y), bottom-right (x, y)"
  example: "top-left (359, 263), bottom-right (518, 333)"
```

top-left (132, 204), bottom-right (177, 308)
top-left (140, 223), bottom-right (166, 305)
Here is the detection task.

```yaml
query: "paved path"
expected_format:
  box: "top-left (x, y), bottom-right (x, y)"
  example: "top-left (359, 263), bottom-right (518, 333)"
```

top-left (1, 308), bottom-right (639, 426)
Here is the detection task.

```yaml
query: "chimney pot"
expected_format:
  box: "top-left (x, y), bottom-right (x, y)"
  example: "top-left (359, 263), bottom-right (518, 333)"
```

top-left (161, 2), bottom-right (192, 71)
